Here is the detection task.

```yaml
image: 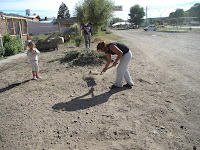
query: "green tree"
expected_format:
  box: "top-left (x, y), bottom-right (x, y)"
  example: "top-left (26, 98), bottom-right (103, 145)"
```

top-left (57, 2), bottom-right (70, 19)
top-left (75, 0), bottom-right (114, 29)
top-left (189, 3), bottom-right (200, 18)
top-left (168, 9), bottom-right (185, 25)
top-left (174, 9), bottom-right (185, 25)
top-left (174, 9), bottom-right (184, 18)
top-left (128, 4), bottom-right (145, 26)
top-left (169, 12), bottom-right (175, 18)
top-left (184, 11), bottom-right (190, 17)
top-left (168, 4), bottom-right (200, 25)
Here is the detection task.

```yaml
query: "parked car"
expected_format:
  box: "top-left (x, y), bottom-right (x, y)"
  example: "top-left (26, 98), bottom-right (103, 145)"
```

top-left (144, 25), bottom-right (157, 31)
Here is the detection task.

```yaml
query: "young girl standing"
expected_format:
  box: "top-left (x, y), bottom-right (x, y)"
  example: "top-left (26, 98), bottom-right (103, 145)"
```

top-left (27, 42), bottom-right (41, 80)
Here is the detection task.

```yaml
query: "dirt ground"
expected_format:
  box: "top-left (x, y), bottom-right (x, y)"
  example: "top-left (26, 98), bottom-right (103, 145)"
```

top-left (0, 29), bottom-right (200, 150)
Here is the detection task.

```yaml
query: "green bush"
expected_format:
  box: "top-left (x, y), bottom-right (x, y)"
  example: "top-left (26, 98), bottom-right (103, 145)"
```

top-left (62, 50), bottom-right (81, 62)
top-left (3, 34), bottom-right (12, 44)
top-left (73, 50), bottom-right (98, 65)
top-left (75, 36), bottom-right (83, 47)
top-left (0, 45), bottom-right (4, 56)
top-left (3, 34), bottom-right (23, 56)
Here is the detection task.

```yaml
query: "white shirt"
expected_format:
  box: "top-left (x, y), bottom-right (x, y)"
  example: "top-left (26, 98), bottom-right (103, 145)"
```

top-left (27, 48), bottom-right (40, 61)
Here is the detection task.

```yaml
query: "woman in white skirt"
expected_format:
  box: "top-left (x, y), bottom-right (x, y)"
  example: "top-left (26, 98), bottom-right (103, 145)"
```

top-left (97, 41), bottom-right (134, 89)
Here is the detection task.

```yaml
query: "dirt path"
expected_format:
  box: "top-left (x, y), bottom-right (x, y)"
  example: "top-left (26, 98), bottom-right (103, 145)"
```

top-left (0, 30), bottom-right (200, 150)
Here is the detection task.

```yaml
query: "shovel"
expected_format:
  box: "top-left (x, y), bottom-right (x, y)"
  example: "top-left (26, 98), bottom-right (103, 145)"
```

top-left (89, 65), bottom-right (115, 75)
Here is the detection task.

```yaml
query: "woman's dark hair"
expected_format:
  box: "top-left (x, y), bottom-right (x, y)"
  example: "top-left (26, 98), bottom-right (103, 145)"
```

top-left (97, 41), bottom-right (107, 51)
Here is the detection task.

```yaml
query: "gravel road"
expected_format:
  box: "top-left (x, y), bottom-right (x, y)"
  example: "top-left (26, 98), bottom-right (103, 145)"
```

top-left (112, 29), bottom-right (200, 95)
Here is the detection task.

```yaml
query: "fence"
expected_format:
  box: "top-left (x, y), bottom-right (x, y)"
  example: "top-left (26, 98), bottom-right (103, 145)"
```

top-left (28, 21), bottom-right (70, 35)
top-left (0, 34), bottom-right (4, 56)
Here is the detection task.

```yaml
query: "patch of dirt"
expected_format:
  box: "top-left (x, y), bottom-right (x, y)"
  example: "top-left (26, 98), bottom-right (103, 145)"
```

top-left (0, 30), bottom-right (200, 150)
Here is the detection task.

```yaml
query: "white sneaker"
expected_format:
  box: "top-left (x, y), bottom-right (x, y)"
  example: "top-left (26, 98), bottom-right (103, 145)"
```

top-left (36, 75), bottom-right (42, 79)
top-left (33, 76), bottom-right (37, 80)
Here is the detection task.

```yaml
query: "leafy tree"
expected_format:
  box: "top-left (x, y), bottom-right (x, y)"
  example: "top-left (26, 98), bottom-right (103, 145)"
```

top-left (189, 3), bottom-right (200, 18)
top-left (174, 9), bottom-right (184, 18)
top-left (75, 0), bottom-right (114, 28)
top-left (169, 12), bottom-right (175, 18)
top-left (128, 4), bottom-right (145, 26)
top-left (184, 11), bottom-right (190, 17)
top-left (57, 2), bottom-right (70, 19)
top-left (168, 9), bottom-right (185, 25)
top-left (168, 3), bottom-right (200, 25)
top-left (174, 9), bottom-right (185, 24)
top-left (75, 1), bottom-right (88, 24)
top-left (168, 13), bottom-right (177, 25)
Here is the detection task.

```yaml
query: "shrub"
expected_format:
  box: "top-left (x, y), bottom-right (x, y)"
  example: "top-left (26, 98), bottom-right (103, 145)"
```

top-left (0, 45), bottom-right (4, 56)
top-left (3, 34), bottom-right (23, 56)
top-left (75, 36), bottom-right (83, 47)
top-left (73, 50), bottom-right (98, 65)
top-left (61, 49), bottom-right (107, 66)
top-left (62, 50), bottom-right (81, 62)
top-left (2, 34), bottom-right (12, 45)
top-left (61, 50), bottom-right (107, 66)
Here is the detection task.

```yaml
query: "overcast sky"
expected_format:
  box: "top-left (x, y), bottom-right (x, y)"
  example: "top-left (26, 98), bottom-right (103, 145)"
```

top-left (0, 0), bottom-right (200, 19)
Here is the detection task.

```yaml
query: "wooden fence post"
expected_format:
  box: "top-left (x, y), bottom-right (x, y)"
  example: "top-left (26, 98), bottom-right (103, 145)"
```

top-left (58, 23), bottom-right (61, 32)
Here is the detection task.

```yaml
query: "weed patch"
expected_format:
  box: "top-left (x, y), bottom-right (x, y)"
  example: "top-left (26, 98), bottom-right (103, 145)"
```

top-left (61, 49), bottom-right (106, 66)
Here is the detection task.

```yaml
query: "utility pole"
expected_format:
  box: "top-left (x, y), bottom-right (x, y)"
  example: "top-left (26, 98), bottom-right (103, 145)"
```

top-left (146, 6), bottom-right (148, 26)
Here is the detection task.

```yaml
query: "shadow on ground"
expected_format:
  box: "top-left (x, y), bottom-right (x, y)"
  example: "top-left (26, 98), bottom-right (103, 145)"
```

top-left (52, 87), bottom-right (128, 111)
top-left (0, 79), bottom-right (31, 94)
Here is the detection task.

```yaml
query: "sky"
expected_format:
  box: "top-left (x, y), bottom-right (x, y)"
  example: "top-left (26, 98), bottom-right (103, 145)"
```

top-left (0, 0), bottom-right (200, 20)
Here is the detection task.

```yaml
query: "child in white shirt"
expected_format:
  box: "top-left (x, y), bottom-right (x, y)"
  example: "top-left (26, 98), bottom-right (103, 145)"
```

top-left (27, 42), bottom-right (41, 80)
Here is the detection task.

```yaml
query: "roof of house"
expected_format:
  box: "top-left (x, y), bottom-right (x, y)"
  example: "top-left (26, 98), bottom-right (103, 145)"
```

top-left (26, 15), bottom-right (40, 18)
top-left (0, 12), bottom-right (27, 20)
top-left (1, 14), bottom-right (27, 20)
top-left (27, 19), bottom-right (56, 24)
top-left (56, 17), bottom-right (77, 24)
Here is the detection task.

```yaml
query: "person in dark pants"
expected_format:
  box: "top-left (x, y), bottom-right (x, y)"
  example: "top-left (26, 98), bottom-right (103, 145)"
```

top-left (82, 23), bottom-right (92, 49)
top-left (97, 41), bottom-right (134, 89)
